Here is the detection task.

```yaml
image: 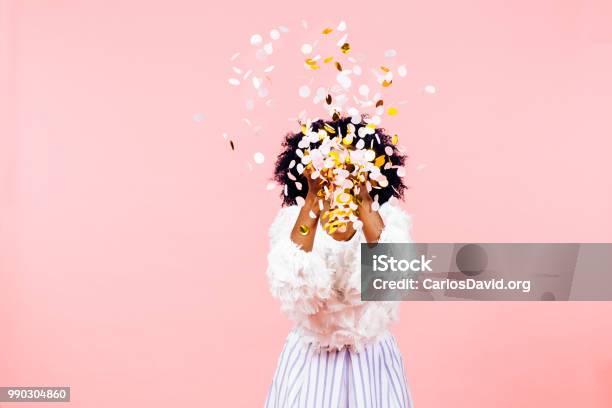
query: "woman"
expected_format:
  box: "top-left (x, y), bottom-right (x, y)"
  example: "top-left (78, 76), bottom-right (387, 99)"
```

top-left (265, 117), bottom-right (414, 408)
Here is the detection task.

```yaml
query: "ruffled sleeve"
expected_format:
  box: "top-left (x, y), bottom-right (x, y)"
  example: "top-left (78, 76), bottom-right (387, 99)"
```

top-left (266, 206), bottom-right (334, 316)
top-left (377, 202), bottom-right (413, 243)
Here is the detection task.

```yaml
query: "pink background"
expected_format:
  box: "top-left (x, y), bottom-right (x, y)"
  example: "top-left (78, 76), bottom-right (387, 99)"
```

top-left (1, 1), bottom-right (612, 407)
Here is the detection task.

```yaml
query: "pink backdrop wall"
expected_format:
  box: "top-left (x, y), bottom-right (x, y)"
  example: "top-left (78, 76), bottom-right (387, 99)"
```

top-left (1, 1), bottom-right (612, 407)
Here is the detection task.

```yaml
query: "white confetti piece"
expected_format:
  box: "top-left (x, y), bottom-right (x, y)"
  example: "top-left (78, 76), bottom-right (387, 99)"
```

top-left (230, 52), bottom-right (240, 61)
top-left (263, 42), bottom-right (274, 55)
top-left (309, 210), bottom-right (317, 219)
top-left (358, 84), bottom-right (369, 97)
top-left (228, 78), bottom-right (240, 86)
top-left (424, 85), bottom-right (437, 94)
top-left (192, 112), bottom-right (204, 123)
top-left (264, 65), bottom-right (275, 73)
top-left (337, 21), bottom-right (347, 31)
top-left (398, 65), bottom-right (407, 77)
top-left (301, 43), bottom-right (313, 55)
top-left (254, 152), bottom-right (265, 164)
top-left (397, 167), bottom-right (406, 177)
top-left (295, 196), bottom-right (305, 207)
top-left (270, 29), bottom-right (280, 40)
top-left (279, 25), bottom-right (289, 33)
top-left (337, 73), bottom-right (352, 89)
top-left (266, 181), bottom-right (276, 190)
top-left (301, 20), bottom-right (308, 30)
top-left (252, 76), bottom-right (262, 89)
top-left (384, 49), bottom-right (397, 58)
top-left (222, 132), bottom-right (228, 140)
top-left (299, 85), bottom-right (311, 98)
top-left (250, 34), bottom-right (262, 46)
top-left (257, 87), bottom-right (269, 98)
top-left (353, 65), bottom-right (362, 75)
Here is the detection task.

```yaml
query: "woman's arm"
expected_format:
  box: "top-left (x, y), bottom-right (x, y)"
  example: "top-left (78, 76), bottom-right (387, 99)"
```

top-left (266, 172), bottom-right (331, 316)
top-left (289, 167), bottom-right (324, 251)
top-left (356, 184), bottom-right (385, 243)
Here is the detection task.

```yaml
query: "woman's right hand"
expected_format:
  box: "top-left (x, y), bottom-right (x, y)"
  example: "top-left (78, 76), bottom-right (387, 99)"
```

top-left (290, 166), bottom-right (323, 252)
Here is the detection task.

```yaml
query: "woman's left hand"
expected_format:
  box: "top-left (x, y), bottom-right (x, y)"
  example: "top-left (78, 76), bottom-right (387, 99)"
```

top-left (355, 180), bottom-right (385, 243)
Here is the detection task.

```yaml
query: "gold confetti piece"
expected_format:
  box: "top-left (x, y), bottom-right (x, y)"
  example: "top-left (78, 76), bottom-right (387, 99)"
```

top-left (374, 155), bottom-right (386, 167)
top-left (326, 94), bottom-right (332, 105)
top-left (230, 140), bottom-right (235, 150)
top-left (301, 124), bottom-right (308, 134)
top-left (342, 136), bottom-right (352, 145)
top-left (382, 79), bottom-right (393, 87)
top-left (336, 192), bottom-right (352, 204)
top-left (387, 107), bottom-right (398, 116)
top-left (392, 134), bottom-right (399, 145)
top-left (340, 43), bottom-right (350, 54)
top-left (323, 56), bottom-right (334, 63)
top-left (298, 224), bottom-right (310, 235)
top-left (332, 111), bottom-right (340, 121)
top-left (375, 99), bottom-right (384, 107)
top-left (380, 66), bottom-right (390, 72)
top-left (310, 65), bottom-right (321, 70)
top-left (322, 27), bottom-right (333, 34)
top-left (305, 58), bottom-right (317, 65)
top-left (324, 123), bottom-right (336, 134)
top-left (335, 61), bottom-right (343, 71)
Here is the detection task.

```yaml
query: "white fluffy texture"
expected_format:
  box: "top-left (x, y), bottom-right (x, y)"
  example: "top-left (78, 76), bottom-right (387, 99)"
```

top-left (266, 202), bottom-right (412, 351)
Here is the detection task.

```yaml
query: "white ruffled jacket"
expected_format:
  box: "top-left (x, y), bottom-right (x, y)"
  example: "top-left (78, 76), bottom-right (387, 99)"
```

top-left (266, 202), bottom-right (412, 351)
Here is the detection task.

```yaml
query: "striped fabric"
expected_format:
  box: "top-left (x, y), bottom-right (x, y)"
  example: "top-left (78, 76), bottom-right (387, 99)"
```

top-left (265, 330), bottom-right (413, 408)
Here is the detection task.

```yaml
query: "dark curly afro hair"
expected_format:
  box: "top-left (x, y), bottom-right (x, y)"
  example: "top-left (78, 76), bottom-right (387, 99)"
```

top-left (273, 116), bottom-right (407, 207)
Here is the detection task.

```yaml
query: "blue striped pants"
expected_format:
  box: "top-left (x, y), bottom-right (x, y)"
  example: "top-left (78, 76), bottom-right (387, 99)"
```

top-left (265, 330), bottom-right (413, 408)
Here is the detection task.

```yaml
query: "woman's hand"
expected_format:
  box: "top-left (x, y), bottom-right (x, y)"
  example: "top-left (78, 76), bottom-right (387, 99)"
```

top-left (355, 179), bottom-right (385, 243)
top-left (289, 166), bottom-right (323, 252)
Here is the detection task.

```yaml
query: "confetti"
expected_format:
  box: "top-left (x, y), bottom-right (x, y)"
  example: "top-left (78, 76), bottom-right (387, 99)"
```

top-left (192, 112), bottom-right (204, 122)
top-left (358, 84), bottom-right (369, 97)
top-left (424, 85), bottom-right (436, 94)
top-left (299, 85), bottom-right (311, 98)
top-left (254, 152), bottom-right (265, 164)
top-left (336, 73), bottom-right (352, 89)
top-left (223, 20), bottom-right (418, 235)
top-left (250, 34), bottom-right (262, 46)
top-left (301, 44), bottom-right (313, 54)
